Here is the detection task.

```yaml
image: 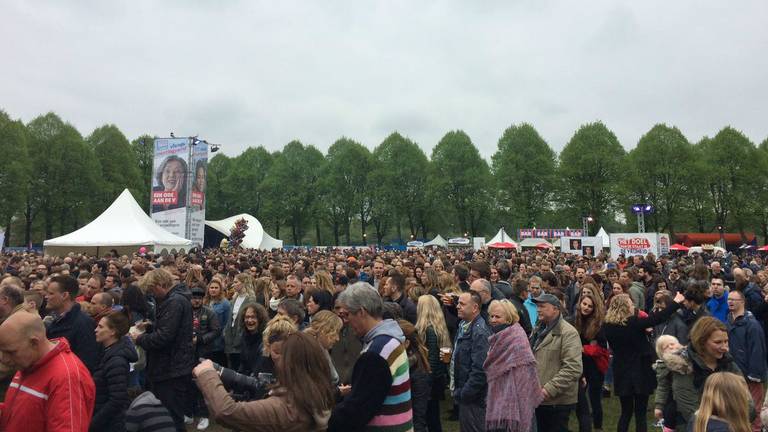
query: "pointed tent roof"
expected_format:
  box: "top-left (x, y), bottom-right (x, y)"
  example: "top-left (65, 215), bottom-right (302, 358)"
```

top-left (596, 227), bottom-right (610, 248)
top-left (44, 189), bottom-right (193, 255)
top-left (424, 234), bottom-right (448, 247)
top-left (488, 228), bottom-right (514, 245)
top-left (205, 214), bottom-right (283, 250)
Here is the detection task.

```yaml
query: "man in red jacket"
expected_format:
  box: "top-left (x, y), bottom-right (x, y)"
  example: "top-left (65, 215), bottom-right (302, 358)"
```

top-left (0, 311), bottom-right (95, 431)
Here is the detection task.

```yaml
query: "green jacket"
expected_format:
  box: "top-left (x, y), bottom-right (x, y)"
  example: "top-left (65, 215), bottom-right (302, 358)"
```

top-left (532, 316), bottom-right (583, 405)
top-left (654, 347), bottom-right (741, 425)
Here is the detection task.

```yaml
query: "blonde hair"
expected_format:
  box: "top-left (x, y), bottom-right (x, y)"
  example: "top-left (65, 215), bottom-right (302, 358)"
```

top-left (415, 295), bottom-right (451, 349)
top-left (438, 272), bottom-right (460, 294)
top-left (655, 334), bottom-right (679, 358)
top-left (305, 310), bottom-right (342, 341)
top-left (488, 299), bottom-right (519, 325)
top-left (234, 273), bottom-right (257, 299)
top-left (314, 270), bottom-right (335, 296)
top-left (262, 315), bottom-right (298, 356)
top-left (694, 372), bottom-right (751, 432)
top-left (604, 293), bottom-right (633, 325)
top-left (138, 269), bottom-right (173, 293)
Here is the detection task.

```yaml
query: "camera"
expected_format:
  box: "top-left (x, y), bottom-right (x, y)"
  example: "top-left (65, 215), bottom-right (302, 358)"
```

top-left (203, 359), bottom-right (276, 401)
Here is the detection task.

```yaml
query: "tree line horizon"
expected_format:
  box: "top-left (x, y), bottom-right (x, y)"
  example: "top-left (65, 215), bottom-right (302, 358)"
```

top-left (2, 108), bottom-right (768, 247)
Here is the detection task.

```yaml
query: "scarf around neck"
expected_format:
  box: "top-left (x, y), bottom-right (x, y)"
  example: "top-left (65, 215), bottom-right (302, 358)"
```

top-left (483, 323), bottom-right (542, 431)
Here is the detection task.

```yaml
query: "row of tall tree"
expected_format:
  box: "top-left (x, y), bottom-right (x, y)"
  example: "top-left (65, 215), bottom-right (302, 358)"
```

top-left (2, 109), bottom-right (768, 247)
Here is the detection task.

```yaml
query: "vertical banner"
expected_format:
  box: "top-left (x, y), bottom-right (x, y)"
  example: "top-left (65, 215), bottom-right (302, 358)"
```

top-left (151, 138), bottom-right (191, 241)
top-left (188, 141), bottom-right (208, 247)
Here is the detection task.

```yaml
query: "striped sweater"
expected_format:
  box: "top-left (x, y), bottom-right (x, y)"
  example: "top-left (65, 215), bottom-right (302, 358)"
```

top-left (328, 319), bottom-right (414, 432)
top-left (365, 333), bottom-right (414, 431)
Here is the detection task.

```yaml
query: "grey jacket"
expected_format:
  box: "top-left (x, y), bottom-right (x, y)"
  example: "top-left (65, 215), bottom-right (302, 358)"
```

top-left (531, 316), bottom-right (583, 405)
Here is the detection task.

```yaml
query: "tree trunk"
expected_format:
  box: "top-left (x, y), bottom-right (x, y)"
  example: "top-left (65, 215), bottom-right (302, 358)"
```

top-left (44, 207), bottom-right (54, 241)
top-left (274, 219), bottom-right (280, 239)
top-left (332, 223), bottom-right (340, 246)
top-left (344, 216), bottom-right (351, 245)
top-left (315, 221), bottom-right (321, 246)
top-left (4, 216), bottom-right (11, 247)
top-left (292, 224), bottom-right (299, 246)
top-left (25, 200), bottom-right (33, 247)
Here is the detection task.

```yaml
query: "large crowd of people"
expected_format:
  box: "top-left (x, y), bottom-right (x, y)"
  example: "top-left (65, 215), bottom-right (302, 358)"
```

top-left (0, 245), bottom-right (767, 432)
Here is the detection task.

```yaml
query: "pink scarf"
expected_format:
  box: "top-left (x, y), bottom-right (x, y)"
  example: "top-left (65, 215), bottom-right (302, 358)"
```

top-left (483, 323), bottom-right (543, 432)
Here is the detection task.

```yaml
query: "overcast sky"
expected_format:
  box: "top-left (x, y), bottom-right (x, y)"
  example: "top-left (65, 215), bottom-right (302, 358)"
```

top-left (2, 1), bottom-right (767, 159)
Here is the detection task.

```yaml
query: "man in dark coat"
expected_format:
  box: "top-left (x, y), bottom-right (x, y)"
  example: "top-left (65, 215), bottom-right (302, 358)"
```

top-left (45, 275), bottom-right (101, 372)
top-left (453, 291), bottom-right (491, 432)
top-left (132, 269), bottom-right (194, 432)
top-left (384, 269), bottom-right (417, 324)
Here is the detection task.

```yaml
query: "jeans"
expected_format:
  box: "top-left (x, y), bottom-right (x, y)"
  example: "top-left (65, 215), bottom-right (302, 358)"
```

top-left (535, 404), bottom-right (574, 432)
top-left (150, 375), bottom-right (191, 432)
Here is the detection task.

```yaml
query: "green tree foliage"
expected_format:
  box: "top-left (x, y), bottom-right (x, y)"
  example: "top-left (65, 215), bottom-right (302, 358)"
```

top-left (699, 127), bottom-right (760, 238)
top-left (25, 113), bottom-right (101, 243)
top-left (87, 125), bottom-right (142, 211)
top-left (205, 154), bottom-right (233, 220)
top-left (558, 122), bottom-right (626, 234)
top-left (431, 130), bottom-right (491, 236)
top-left (9, 105), bottom-right (768, 247)
top-left (372, 132), bottom-right (428, 242)
top-left (131, 135), bottom-right (155, 212)
top-left (261, 141), bottom-right (324, 245)
top-left (0, 111), bottom-right (30, 246)
top-left (491, 123), bottom-right (556, 228)
top-left (623, 124), bottom-right (693, 234)
top-left (223, 147), bottom-right (273, 218)
top-left (320, 138), bottom-right (372, 245)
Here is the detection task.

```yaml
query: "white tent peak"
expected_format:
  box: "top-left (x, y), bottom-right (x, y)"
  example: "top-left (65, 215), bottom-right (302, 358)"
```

top-left (205, 214), bottom-right (283, 250)
top-left (44, 189), bottom-right (193, 255)
top-left (488, 228), bottom-right (514, 244)
top-left (596, 227), bottom-right (610, 247)
top-left (424, 234), bottom-right (448, 247)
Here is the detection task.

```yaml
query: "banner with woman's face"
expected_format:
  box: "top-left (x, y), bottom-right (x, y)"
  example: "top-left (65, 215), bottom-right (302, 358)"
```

top-left (151, 138), bottom-right (191, 240)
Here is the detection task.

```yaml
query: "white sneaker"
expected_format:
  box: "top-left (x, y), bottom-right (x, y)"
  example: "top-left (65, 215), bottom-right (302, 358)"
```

top-left (197, 418), bottom-right (209, 430)
top-left (184, 416), bottom-right (194, 425)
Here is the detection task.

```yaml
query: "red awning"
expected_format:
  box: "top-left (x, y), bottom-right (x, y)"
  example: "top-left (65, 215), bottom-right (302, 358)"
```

top-left (675, 232), bottom-right (755, 247)
top-left (488, 241), bottom-right (517, 249)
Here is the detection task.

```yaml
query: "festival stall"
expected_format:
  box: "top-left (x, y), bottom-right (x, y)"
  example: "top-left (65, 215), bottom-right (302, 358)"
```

top-left (424, 234), bottom-right (449, 247)
top-left (44, 189), bottom-right (193, 256)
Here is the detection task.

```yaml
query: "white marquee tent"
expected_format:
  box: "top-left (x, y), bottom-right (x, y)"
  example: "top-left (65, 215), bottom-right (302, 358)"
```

top-left (596, 227), bottom-right (610, 248)
top-left (205, 214), bottom-right (283, 250)
top-left (44, 189), bottom-right (193, 256)
top-left (424, 234), bottom-right (448, 247)
top-left (487, 228), bottom-right (515, 245)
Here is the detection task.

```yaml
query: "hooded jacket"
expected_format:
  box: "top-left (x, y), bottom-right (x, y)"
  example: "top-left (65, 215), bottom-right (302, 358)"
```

top-left (136, 283), bottom-right (195, 382)
top-left (328, 319), bottom-right (414, 432)
top-left (0, 338), bottom-right (95, 432)
top-left (654, 347), bottom-right (741, 423)
top-left (90, 336), bottom-right (139, 432)
top-left (727, 311), bottom-right (767, 382)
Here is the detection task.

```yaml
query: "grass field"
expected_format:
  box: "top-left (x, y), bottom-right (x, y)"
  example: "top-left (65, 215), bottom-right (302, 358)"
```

top-left (191, 391), bottom-right (655, 432)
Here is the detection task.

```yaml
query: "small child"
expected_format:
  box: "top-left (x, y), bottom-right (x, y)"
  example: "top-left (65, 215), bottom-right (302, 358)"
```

top-left (653, 335), bottom-right (683, 432)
